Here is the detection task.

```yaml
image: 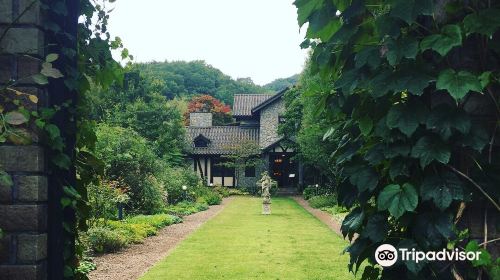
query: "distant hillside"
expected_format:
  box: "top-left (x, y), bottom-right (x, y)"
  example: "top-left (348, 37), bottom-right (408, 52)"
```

top-left (132, 61), bottom-right (271, 105)
top-left (264, 74), bottom-right (299, 91)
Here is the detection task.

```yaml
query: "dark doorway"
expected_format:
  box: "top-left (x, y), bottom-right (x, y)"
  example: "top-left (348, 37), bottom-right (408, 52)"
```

top-left (269, 153), bottom-right (298, 188)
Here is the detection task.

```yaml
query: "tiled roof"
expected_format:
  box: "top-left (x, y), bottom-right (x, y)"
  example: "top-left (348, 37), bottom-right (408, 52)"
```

top-left (186, 126), bottom-right (259, 155)
top-left (232, 94), bottom-right (275, 117)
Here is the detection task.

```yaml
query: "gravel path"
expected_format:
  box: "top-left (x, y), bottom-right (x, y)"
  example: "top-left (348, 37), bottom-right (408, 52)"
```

top-left (292, 196), bottom-right (344, 237)
top-left (88, 197), bottom-right (234, 280)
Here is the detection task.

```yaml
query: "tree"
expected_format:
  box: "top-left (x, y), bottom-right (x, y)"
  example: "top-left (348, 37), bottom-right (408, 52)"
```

top-left (295, 0), bottom-right (500, 279)
top-left (220, 140), bottom-right (264, 189)
top-left (185, 95), bottom-right (233, 125)
top-left (133, 61), bottom-right (271, 104)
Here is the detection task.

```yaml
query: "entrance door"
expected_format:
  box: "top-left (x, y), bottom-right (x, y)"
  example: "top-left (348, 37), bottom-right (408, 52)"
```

top-left (269, 153), bottom-right (297, 188)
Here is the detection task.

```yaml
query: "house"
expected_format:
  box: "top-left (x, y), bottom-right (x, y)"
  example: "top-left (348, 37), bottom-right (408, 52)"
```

top-left (185, 88), bottom-right (303, 189)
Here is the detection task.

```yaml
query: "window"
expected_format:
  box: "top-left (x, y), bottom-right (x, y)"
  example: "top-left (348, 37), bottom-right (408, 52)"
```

top-left (245, 165), bottom-right (255, 177)
top-left (212, 158), bottom-right (234, 177)
top-left (194, 134), bottom-right (210, 147)
top-left (194, 138), bottom-right (208, 147)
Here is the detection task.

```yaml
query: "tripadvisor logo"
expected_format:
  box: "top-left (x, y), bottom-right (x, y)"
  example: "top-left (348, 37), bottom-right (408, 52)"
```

top-left (375, 244), bottom-right (482, 267)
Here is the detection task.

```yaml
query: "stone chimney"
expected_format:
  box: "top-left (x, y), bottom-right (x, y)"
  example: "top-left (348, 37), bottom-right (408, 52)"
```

top-left (189, 112), bottom-right (213, 127)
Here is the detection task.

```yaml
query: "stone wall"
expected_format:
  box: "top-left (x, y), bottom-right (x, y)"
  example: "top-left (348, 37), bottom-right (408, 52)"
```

top-left (259, 98), bottom-right (285, 148)
top-left (236, 157), bottom-right (266, 191)
top-left (189, 112), bottom-right (213, 127)
top-left (0, 0), bottom-right (49, 279)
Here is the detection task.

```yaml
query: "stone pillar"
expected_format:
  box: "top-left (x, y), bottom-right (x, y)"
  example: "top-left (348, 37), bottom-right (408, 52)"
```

top-left (0, 0), bottom-right (48, 279)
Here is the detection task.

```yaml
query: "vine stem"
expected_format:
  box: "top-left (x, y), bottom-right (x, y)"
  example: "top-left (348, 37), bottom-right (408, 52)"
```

top-left (479, 237), bottom-right (499, 246)
top-left (446, 165), bottom-right (500, 211)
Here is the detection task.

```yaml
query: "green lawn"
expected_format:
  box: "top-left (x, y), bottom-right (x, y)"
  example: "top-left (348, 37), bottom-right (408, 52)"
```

top-left (141, 197), bottom-right (357, 280)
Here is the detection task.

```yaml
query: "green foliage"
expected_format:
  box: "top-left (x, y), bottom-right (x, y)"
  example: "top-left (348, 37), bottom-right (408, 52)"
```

top-left (160, 167), bottom-right (200, 204)
top-left (293, 0), bottom-right (500, 278)
top-left (307, 195), bottom-right (338, 209)
top-left (75, 259), bottom-right (96, 275)
top-left (165, 201), bottom-right (209, 216)
top-left (95, 124), bottom-right (165, 214)
top-left (199, 192), bottom-right (222, 206)
top-left (85, 214), bottom-right (181, 253)
top-left (377, 183), bottom-right (418, 219)
top-left (133, 61), bottom-right (271, 105)
top-left (86, 227), bottom-right (128, 253)
top-left (264, 74), bottom-right (299, 91)
top-left (125, 214), bottom-right (182, 229)
top-left (87, 179), bottom-right (129, 225)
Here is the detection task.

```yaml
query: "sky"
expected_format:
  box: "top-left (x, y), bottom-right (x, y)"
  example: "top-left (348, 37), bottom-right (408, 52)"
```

top-left (106, 0), bottom-right (309, 85)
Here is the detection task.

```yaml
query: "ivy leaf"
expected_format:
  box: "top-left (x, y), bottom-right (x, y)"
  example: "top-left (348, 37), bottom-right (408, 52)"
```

top-left (354, 46), bottom-right (381, 69)
top-left (294, 0), bottom-right (325, 27)
top-left (479, 71), bottom-right (492, 88)
top-left (463, 9), bottom-right (500, 37)
top-left (426, 104), bottom-right (471, 140)
top-left (358, 117), bottom-right (373, 136)
top-left (436, 69), bottom-right (481, 101)
top-left (45, 124), bottom-right (61, 140)
top-left (361, 266), bottom-right (380, 280)
top-left (420, 25), bottom-right (462, 56)
top-left (28, 94), bottom-right (39, 103)
top-left (398, 239), bottom-right (427, 274)
top-left (386, 101), bottom-right (428, 137)
top-left (41, 63), bottom-right (64, 79)
top-left (5, 111), bottom-right (29, 125)
top-left (420, 172), bottom-right (465, 210)
top-left (384, 142), bottom-right (411, 158)
top-left (362, 214), bottom-right (388, 242)
top-left (306, 4), bottom-right (342, 41)
top-left (52, 153), bottom-right (71, 170)
top-left (389, 158), bottom-right (409, 180)
top-left (341, 207), bottom-right (365, 238)
top-left (346, 164), bottom-right (379, 192)
top-left (386, 37), bottom-right (418, 66)
top-left (465, 240), bottom-right (492, 267)
top-left (390, 0), bottom-right (433, 24)
top-left (33, 74), bottom-right (48, 85)
top-left (7, 128), bottom-right (32, 145)
top-left (461, 125), bottom-right (489, 152)
top-left (45, 53), bottom-right (59, 63)
top-left (0, 171), bottom-right (13, 187)
top-left (377, 183), bottom-right (418, 218)
top-left (413, 213), bottom-right (454, 247)
top-left (411, 135), bottom-right (451, 168)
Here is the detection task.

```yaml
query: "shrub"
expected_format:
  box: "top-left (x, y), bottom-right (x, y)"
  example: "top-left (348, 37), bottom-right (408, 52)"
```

top-left (87, 226), bottom-right (128, 253)
top-left (107, 221), bottom-right (156, 243)
top-left (202, 192), bottom-right (222, 205)
top-left (95, 124), bottom-right (166, 214)
top-left (213, 186), bottom-right (231, 197)
top-left (303, 184), bottom-right (335, 200)
top-left (76, 259), bottom-right (97, 275)
top-left (125, 214), bottom-right (182, 229)
top-left (160, 167), bottom-right (200, 204)
top-left (308, 195), bottom-right (338, 209)
top-left (88, 179), bottom-right (130, 225)
top-left (166, 201), bottom-right (209, 216)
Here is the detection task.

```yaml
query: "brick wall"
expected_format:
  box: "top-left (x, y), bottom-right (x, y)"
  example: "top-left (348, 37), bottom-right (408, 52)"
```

top-left (0, 0), bottom-right (48, 279)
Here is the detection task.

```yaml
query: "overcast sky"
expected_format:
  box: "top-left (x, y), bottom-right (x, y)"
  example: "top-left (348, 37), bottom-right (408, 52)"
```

top-left (107, 0), bottom-right (308, 85)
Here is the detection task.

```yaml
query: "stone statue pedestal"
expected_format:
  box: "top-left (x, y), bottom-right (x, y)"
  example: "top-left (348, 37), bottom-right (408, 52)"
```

top-left (262, 202), bottom-right (271, 215)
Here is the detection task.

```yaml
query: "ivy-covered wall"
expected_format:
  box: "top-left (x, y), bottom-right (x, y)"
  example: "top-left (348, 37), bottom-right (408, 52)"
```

top-left (0, 0), bottom-right (49, 279)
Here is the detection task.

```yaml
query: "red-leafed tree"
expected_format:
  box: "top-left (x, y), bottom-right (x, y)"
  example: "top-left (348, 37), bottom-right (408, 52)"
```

top-left (185, 95), bottom-right (233, 125)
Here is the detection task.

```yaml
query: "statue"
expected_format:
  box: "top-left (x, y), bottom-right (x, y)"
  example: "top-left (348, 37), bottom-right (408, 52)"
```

top-left (258, 172), bottom-right (272, 215)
